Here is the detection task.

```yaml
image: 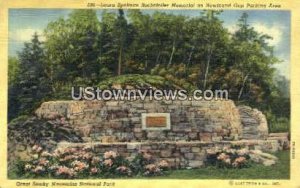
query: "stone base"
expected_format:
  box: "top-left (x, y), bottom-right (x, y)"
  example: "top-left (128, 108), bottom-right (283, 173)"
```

top-left (57, 139), bottom-right (284, 169)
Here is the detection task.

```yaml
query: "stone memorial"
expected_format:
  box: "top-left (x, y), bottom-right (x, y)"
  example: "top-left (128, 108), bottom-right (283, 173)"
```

top-left (9, 98), bottom-right (289, 169)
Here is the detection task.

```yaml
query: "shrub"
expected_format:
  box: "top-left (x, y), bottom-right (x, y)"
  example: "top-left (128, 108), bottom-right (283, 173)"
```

top-left (16, 145), bottom-right (169, 179)
top-left (206, 148), bottom-right (251, 169)
top-left (129, 150), bottom-right (169, 177)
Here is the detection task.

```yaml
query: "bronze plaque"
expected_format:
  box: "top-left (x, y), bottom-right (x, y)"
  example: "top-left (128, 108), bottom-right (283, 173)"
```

top-left (146, 116), bottom-right (167, 128)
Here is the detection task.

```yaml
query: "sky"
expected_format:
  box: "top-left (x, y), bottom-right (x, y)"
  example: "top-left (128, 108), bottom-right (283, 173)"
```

top-left (8, 9), bottom-right (291, 79)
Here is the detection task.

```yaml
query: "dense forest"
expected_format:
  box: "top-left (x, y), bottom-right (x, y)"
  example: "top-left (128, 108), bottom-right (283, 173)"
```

top-left (8, 9), bottom-right (290, 132)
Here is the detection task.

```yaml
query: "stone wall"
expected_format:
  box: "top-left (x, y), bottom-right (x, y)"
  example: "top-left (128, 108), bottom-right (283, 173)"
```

top-left (35, 99), bottom-right (243, 142)
top-left (57, 140), bottom-right (283, 169)
top-left (10, 99), bottom-right (285, 170)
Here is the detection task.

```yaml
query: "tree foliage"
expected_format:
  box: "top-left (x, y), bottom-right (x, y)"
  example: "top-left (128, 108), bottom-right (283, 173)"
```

top-left (8, 10), bottom-right (289, 127)
top-left (9, 33), bottom-right (50, 119)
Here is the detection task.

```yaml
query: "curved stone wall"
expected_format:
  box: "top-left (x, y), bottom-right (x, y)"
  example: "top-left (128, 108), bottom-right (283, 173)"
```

top-left (35, 98), bottom-right (245, 142)
top-left (238, 106), bottom-right (269, 140)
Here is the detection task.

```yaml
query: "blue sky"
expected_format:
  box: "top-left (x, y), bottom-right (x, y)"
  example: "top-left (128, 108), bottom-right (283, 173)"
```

top-left (9, 9), bottom-right (290, 79)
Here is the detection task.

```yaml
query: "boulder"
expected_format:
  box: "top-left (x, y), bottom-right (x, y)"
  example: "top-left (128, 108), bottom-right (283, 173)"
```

top-left (249, 150), bottom-right (278, 166)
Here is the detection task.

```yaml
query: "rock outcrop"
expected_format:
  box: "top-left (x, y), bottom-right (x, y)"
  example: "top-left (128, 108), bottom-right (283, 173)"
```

top-left (238, 106), bottom-right (268, 140)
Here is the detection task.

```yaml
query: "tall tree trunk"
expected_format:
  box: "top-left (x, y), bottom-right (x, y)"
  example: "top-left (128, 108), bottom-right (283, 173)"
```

top-left (187, 46), bottom-right (195, 66)
top-left (203, 46), bottom-right (213, 90)
top-left (168, 40), bottom-right (176, 66)
top-left (118, 46), bottom-right (123, 75)
top-left (145, 60), bottom-right (148, 71)
top-left (47, 56), bottom-right (56, 93)
top-left (155, 51), bottom-right (161, 65)
top-left (82, 57), bottom-right (86, 78)
top-left (238, 73), bottom-right (249, 101)
top-left (50, 65), bottom-right (55, 93)
top-left (185, 46), bottom-right (195, 78)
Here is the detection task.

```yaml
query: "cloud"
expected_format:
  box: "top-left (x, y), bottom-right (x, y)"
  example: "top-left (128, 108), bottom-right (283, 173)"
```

top-left (273, 60), bottom-right (290, 79)
top-left (225, 22), bottom-right (284, 47)
top-left (9, 28), bottom-right (44, 42)
top-left (251, 22), bottom-right (283, 46)
top-left (225, 22), bottom-right (289, 79)
top-left (273, 53), bottom-right (290, 79)
top-left (226, 24), bottom-right (238, 34)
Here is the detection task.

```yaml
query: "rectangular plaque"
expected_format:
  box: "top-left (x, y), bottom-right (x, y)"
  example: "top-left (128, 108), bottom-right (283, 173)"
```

top-left (142, 113), bottom-right (171, 130)
top-left (146, 116), bottom-right (167, 128)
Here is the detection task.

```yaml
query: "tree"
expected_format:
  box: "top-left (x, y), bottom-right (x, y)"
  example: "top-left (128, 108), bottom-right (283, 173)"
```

top-left (232, 12), bottom-right (278, 102)
top-left (44, 9), bottom-right (102, 88)
top-left (98, 11), bottom-right (117, 77)
top-left (113, 9), bottom-right (135, 75)
top-left (9, 10), bottom-right (288, 125)
top-left (8, 56), bottom-right (20, 120)
top-left (11, 33), bottom-right (49, 118)
top-left (127, 10), bottom-right (153, 72)
top-left (8, 56), bottom-right (20, 85)
top-left (200, 10), bottom-right (229, 90)
top-left (151, 12), bottom-right (175, 65)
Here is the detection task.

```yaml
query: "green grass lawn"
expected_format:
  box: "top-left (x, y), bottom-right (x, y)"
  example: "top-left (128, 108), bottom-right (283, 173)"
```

top-left (147, 150), bottom-right (290, 179)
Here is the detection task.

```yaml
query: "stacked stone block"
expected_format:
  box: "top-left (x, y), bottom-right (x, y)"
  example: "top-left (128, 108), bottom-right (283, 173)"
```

top-left (57, 139), bottom-right (282, 169)
top-left (35, 98), bottom-right (243, 142)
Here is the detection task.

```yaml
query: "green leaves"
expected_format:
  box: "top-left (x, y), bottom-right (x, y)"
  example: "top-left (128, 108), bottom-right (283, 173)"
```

top-left (8, 33), bottom-right (50, 120)
top-left (8, 10), bottom-right (288, 126)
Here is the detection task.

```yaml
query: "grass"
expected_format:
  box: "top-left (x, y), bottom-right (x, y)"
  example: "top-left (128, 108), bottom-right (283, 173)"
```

top-left (268, 117), bottom-right (290, 133)
top-left (8, 151), bottom-right (289, 180)
top-left (148, 150), bottom-right (290, 179)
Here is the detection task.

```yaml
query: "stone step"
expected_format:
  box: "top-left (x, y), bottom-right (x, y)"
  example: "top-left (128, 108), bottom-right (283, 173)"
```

top-left (241, 119), bottom-right (259, 124)
top-left (241, 134), bottom-right (261, 139)
top-left (244, 130), bottom-right (259, 134)
top-left (267, 137), bottom-right (289, 141)
top-left (269, 132), bottom-right (289, 137)
top-left (243, 123), bottom-right (259, 127)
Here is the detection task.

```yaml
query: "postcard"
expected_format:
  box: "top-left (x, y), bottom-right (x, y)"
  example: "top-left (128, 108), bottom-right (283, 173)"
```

top-left (0, 0), bottom-right (299, 187)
